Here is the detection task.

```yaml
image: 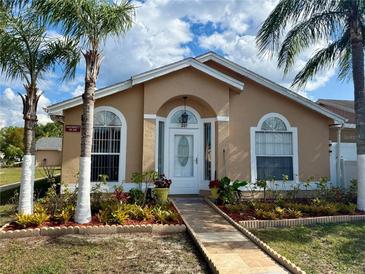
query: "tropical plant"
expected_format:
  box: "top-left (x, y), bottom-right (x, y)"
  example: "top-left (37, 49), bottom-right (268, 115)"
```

top-left (217, 177), bottom-right (248, 204)
top-left (131, 171), bottom-right (158, 207)
top-left (0, 3), bottom-right (78, 214)
top-left (256, 0), bottom-right (365, 210)
top-left (34, 0), bottom-right (135, 223)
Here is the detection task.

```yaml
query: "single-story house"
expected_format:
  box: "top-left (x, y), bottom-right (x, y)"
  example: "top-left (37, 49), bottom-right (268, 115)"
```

top-left (47, 52), bottom-right (346, 194)
top-left (35, 137), bottom-right (62, 167)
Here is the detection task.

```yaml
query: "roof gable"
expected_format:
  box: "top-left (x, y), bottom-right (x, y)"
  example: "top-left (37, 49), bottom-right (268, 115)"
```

top-left (197, 52), bottom-right (346, 123)
top-left (47, 58), bottom-right (244, 115)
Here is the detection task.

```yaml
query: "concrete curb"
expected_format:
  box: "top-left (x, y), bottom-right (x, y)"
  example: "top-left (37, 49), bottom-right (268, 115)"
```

top-left (0, 223), bottom-right (186, 239)
top-left (239, 214), bottom-right (365, 229)
top-left (171, 199), bottom-right (219, 274)
top-left (205, 198), bottom-right (305, 274)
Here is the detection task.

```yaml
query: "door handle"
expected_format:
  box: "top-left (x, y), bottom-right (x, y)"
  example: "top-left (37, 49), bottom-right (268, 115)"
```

top-left (195, 157), bottom-right (198, 164)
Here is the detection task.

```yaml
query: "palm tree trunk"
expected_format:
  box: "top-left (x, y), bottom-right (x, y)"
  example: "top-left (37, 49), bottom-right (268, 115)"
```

top-left (18, 86), bottom-right (40, 214)
top-left (349, 12), bottom-right (365, 210)
top-left (75, 49), bottom-right (102, 224)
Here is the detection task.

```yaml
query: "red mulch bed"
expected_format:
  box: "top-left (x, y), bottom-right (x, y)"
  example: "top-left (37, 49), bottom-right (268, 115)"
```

top-left (3, 202), bottom-right (183, 231)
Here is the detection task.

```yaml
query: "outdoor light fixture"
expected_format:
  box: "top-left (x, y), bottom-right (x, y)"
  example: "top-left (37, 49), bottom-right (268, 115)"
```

top-left (180, 96), bottom-right (188, 127)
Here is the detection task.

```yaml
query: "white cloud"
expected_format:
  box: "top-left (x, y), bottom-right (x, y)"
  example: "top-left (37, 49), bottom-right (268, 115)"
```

top-left (0, 88), bottom-right (52, 128)
top-left (98, 0), bottom-right (279, 86)
top-left (199, 31), bottom-right (336, 97)
top-left (72, 85), bottom-right (84, 97)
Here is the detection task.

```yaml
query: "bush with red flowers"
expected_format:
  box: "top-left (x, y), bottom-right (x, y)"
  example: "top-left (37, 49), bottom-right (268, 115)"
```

top-left (154, 174), bottom-right (172, 188)
top-left (209, 180), bottom-right (220, 189)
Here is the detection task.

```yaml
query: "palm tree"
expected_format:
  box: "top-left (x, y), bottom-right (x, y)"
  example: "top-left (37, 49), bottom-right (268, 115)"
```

top-left (256, 0), bottom-right (365, 210)
top-left (0, 5), bottom-right (78, 214)
top-left (34, 0), bottom-right (135, 223)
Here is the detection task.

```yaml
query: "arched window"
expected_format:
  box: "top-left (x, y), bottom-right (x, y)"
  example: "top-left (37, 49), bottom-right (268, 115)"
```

top-left (170, 110), bottom-right (198, 125)
top-left (251, 113), bottom-right (298, 182)
top-left (91, 107), bottom-right (126, 182)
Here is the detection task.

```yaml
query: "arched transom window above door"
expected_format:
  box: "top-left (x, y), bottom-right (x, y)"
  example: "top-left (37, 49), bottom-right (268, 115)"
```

top-left (169, 109), bottom-right (198, 127)
top-left (251, 113), bottom-right (298, 182)
top-left (91, 107), bottom-right (127, 183)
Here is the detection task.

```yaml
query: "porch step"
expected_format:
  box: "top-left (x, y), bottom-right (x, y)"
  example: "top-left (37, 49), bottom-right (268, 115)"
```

top-left (173, 198), bottom-right (290, 274)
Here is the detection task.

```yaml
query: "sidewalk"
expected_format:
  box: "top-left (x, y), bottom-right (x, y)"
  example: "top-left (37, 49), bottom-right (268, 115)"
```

top-left (173, 198), bottom-right (290, 274)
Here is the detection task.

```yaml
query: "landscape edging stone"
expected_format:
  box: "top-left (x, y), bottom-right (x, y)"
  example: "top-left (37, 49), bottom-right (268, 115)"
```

top-left (204, 198), bottom-right (306, 274)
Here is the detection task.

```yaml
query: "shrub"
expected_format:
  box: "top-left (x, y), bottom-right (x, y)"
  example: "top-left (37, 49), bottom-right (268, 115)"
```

top-left (112, 209), bottom-right (129, 225)
top-left (152, 206), bottom-right (178, 224)
top-left (114, 186), bottom-right (129, 203)
top-left (217, 177), bottom-right (247, 205)
top-left (286, 208), bottom-right (303, 218)
top-left (255, 209), bottom-right (277, 220)
top-left (225, 203), bottom-right (248, 213)
top-left (58, 205), bottom-right (75, 224)
top-left (337, 203), bottom-right (357, 215)
top-left (128, 188), bottom-right (144, 205)
top-left (16, 204), bottom-right (49, 228)
top-left (274, 207), bottom-right (285, 219)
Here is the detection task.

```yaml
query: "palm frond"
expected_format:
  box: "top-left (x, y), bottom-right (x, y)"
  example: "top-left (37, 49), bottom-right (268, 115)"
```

top-left (36, 37), bottom-right (80, 80)
top-left (292, 30), bottom-right (350, 88)
top-left (278, 11), bottom-right (345, 73)
top-left (256, 0), bottom-right (341, 56)
top-left (33, 0), bottom-right (135, 50)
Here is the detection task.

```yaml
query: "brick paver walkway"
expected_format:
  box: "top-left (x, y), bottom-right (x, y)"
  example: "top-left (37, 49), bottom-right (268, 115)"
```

top-left (173, 198), bottom-right (290, 274)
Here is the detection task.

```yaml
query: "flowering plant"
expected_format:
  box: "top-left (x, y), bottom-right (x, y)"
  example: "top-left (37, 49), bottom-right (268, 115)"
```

top-left (209, 180), bottom-right (220, 189)
top-left (154, 174), bottom-right (172, 188)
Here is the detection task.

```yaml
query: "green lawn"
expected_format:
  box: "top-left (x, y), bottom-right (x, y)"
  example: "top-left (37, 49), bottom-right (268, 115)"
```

top-left (0, 167), bottom-right (60, 185)
top-left (0, 234), bottom-right (208, 274)
top-left (252, 222), bottom-right (365, 274)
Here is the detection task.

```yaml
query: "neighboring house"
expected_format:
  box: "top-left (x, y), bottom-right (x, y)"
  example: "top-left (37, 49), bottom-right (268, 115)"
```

top-left (47, 52), bottom-right (345, 194)
top-left (35, 137), bottom-right (62, 167)
top-left (317, 99), bottom-right (357, 186)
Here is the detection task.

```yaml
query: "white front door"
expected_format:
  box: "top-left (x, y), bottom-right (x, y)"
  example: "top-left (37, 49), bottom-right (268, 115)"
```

top-left (168, 129), bottom-right (199, 194)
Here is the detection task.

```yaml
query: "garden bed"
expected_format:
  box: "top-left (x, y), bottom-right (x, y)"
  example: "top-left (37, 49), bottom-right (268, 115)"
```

top-left (3, 201), bottom-right (183, 232)
top-left (218, 200), bottom-right (364, 222)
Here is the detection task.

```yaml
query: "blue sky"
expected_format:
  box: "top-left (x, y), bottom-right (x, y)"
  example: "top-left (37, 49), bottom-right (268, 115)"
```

top-left (0, 0), bottom-right (354, 128)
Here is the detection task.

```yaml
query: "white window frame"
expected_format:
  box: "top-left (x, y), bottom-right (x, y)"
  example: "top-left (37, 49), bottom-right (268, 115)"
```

top-left (250, 113), bottom-right (299, 183)
top-left (91, 106), bottom-right (127, 183)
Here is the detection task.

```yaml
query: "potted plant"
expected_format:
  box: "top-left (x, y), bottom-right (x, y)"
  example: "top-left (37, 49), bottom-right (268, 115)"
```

top-left (154, 174), bottom-right (172, 203)
top-left (209, 179), bottom-right (220, 199)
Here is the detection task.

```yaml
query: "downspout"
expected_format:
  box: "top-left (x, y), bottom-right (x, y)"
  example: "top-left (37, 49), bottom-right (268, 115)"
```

top-left (336, 124), bottom-right (343, 187)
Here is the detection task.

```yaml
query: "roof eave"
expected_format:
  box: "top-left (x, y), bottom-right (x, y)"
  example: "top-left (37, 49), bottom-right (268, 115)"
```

top-left (197, 52), bottom-right (346, 123)
top-left (47, 57), bottom-right (244, 115)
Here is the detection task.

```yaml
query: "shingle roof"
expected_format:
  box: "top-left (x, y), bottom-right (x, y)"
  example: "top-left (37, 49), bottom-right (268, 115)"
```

top-left (317, 99), bottom-right (355, 123)
top-left (36, 137), bottom-right (62, 151)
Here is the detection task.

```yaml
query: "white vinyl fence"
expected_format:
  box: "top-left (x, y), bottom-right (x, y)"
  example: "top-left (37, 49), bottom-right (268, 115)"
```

top-left (330, 142), bottom-right (357, 188)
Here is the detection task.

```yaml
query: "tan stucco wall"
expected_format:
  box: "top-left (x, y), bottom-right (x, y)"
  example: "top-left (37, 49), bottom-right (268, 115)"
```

top-left (144, 67), bottom-right (230, 116)
top-left (61, 85), bottom-right (144, 184)
top-left (204, 60), bottom-right (332, 181)
top-left (142, 119), bottom-right (156, 172)
top-left (60, 63), bottom-right (332, 185)
top-left (36, 150), bottom-right (62, 167)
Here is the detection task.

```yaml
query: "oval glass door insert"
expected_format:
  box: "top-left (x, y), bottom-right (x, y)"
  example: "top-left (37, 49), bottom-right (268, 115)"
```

top-left (178, 136), bottom-right (189, 166)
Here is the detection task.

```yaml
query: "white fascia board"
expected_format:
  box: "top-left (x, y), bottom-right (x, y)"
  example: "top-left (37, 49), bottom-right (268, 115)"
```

top-left (132, 58), bottom-right (244, 91)
top-left (47, 80), bottom-right (132, 115)
top-left (344, 123), bottom-right (356, 128)
top-left (47, 57), bottom-right (244, 115)
top-left (197, 52), bottom-right (346, 123)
